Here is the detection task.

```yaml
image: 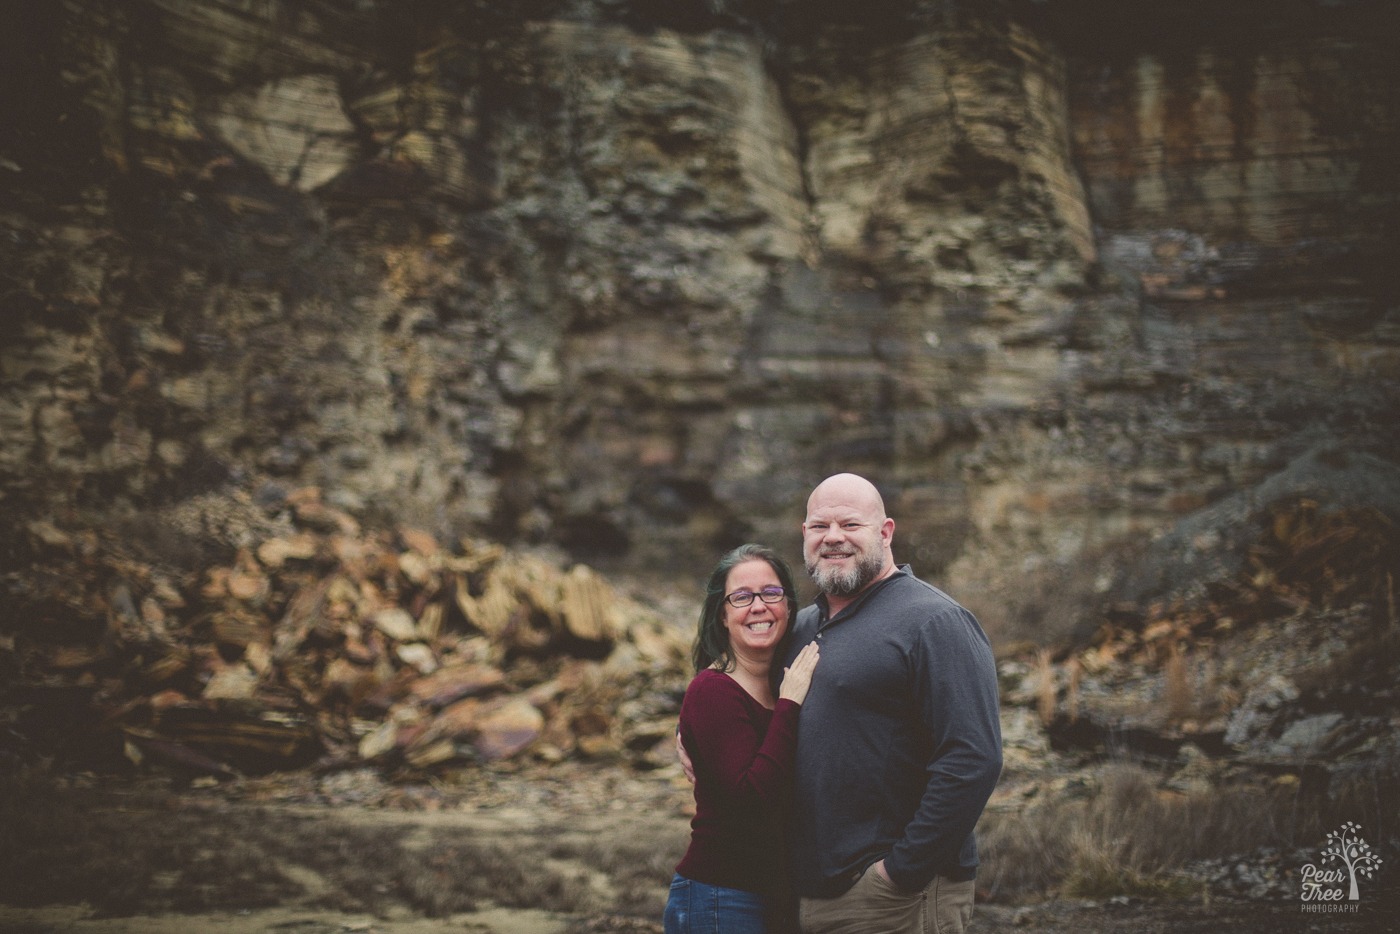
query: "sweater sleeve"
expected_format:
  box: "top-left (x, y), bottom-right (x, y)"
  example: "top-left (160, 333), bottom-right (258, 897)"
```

top-left (679, 671), bottom-right (801, 809)
top-left (884, 603), bottom-right (1004, 891)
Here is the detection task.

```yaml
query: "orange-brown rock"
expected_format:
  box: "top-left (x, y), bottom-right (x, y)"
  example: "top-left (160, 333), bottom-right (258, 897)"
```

top-left (405, 663), bottom-right (507, 708)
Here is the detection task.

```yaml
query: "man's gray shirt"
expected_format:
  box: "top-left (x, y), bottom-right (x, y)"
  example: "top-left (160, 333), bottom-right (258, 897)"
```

top-left (785, 566), bottom-right (1003, 897)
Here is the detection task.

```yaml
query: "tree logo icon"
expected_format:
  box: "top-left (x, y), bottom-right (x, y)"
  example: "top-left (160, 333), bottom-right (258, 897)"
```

top-left (1301, 821), bottom-right (1385, 903)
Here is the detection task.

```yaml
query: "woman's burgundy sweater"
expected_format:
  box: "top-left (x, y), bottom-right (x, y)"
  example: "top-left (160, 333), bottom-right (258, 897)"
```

top-left (674, 668), bottom-right (801, 898)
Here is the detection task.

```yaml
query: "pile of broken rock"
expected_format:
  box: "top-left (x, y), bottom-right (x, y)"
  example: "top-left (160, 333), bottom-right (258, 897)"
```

top-left (4, 489), bottom-right (692, 780)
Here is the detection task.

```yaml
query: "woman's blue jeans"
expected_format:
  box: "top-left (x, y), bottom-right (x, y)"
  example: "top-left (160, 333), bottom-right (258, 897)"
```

top-left (664, 874), bottom-right (769, 934)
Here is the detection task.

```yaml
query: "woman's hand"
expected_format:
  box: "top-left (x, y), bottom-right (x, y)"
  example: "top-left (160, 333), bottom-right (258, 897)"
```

top-left (676, 730), bottom-right (695, 785)
top-left (778, 642), bottom-right (820, 705)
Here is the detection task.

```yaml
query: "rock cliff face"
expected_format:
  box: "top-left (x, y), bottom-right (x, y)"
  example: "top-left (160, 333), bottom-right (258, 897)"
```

top-left (3, 0), bottom-right (1397, 640)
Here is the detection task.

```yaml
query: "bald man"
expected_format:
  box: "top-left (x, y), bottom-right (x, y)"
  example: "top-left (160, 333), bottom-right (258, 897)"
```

top-left (787, 474), bottom-right (1002, 934)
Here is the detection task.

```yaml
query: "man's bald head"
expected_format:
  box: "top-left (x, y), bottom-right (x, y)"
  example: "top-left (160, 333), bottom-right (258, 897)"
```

top-left (806, 473), bottom-right (888, 520)
top-left (803, 473), bottom-right (896, 601)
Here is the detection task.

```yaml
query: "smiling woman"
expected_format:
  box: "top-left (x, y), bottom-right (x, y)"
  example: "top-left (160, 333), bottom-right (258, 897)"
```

top-left (666, 544), bottom-right (820, 934)
top-left (722, 566), bottom-right (790, 659)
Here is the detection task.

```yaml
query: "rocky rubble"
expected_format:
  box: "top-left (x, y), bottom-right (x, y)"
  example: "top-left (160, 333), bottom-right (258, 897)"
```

top-left (985, 493), bottom-right (1399, 903)
top-left (1030, 496), bottom-right (1396, 777)
top-left (6, 470), bottom-right (1396, 794)
top-left (1184, 847), bottom-right (1309, 902)
top-left (1, 489), bottom-right (692, 780)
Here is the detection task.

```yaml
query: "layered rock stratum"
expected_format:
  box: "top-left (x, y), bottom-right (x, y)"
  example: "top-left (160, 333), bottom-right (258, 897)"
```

top-left (3, 0), bottom-right (1397, 644)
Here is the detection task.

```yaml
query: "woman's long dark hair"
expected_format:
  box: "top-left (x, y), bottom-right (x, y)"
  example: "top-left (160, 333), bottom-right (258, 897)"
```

top-left (692, 543), bottom-right (800, 678)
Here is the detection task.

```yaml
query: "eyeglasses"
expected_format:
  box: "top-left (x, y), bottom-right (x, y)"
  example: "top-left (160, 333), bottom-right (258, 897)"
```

top-left (724, 587), bottom-right (787, 608)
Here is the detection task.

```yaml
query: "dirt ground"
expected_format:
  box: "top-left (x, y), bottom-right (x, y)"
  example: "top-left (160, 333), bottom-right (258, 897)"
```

top-left (1, 764), bottom-right (1395, 934)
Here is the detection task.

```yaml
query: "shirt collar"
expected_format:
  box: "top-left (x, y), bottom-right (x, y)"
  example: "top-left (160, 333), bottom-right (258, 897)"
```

top-left (815, 564), bottom-right (911, 627)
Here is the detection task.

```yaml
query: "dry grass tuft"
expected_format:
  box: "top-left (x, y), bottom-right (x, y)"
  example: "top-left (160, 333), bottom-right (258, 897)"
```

top-left (1036, 649), bottom-right (1057, 727)
top-left (978, 762), bottom-right (1398, 903)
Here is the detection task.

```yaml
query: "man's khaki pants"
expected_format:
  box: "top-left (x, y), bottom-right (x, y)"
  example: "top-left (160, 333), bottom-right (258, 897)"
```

top-left (797, 867), bottom-right (975, 934)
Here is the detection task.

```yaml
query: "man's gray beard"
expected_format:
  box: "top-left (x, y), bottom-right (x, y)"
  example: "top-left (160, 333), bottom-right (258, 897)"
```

top-left (807, 549), bottom-right (883, 596)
